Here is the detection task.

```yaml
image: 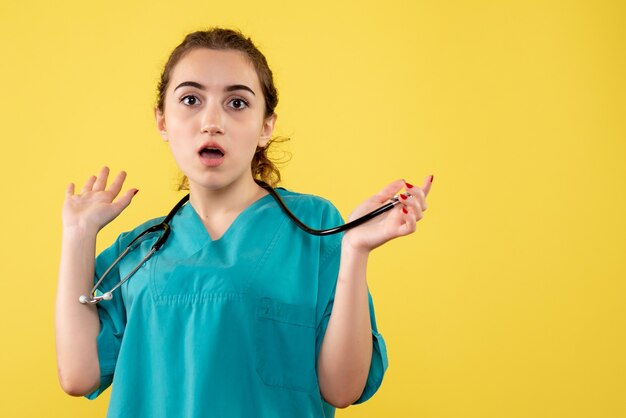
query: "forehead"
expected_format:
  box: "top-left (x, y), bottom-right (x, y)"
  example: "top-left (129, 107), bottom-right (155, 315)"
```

top-left (169, 48), bottom-right (260, 92)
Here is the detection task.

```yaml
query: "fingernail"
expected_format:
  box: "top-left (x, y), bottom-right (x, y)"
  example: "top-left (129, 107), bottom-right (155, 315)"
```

top-left (430, 175), bottom-right (434, 183)
top-left (402, 207), bottom-right (408, 214)
top-left (400, 194), bottom-right (408, 200)
top-left (405, 182), bottom-right (414, 189)
top-left (133, 189), bottom-right (139, 195)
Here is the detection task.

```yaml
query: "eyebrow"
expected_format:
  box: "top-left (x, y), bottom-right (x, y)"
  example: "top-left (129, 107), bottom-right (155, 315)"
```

top-left (174, 81), bottom-right (256, 96)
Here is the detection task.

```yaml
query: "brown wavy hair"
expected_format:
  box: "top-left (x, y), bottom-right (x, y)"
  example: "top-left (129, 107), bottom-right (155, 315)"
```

top-left (155, 27), bottom-right (290, 189)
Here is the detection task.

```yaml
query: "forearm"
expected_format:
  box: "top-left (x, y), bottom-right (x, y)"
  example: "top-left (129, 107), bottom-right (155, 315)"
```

top-left (54, 226), bottom-right (101, 396)
top-left (317, 240), bottom-right (373, 408)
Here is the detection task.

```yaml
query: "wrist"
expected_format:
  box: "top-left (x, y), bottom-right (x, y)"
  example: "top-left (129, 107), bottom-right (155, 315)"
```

top-left (341, 235), bottom-right (371, 258)
top-left (338, 237), bottom-right (370, 286)
top-left (62, 222), bottom-right (99, 239)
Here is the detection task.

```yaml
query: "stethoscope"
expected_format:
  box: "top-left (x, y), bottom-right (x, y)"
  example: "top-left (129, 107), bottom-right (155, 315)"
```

top-left (79, 180), bottom-right (409, 304)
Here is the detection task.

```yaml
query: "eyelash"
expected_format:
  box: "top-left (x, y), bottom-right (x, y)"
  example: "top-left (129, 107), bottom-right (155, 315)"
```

top-left (179, 95), bottom-right (249, 111)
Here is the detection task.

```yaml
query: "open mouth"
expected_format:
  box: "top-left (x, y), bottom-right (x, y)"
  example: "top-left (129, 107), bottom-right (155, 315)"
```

top-left (199, 147), bottom-right (225, 159)
top-left (198, 144), bottom-right (226, 167)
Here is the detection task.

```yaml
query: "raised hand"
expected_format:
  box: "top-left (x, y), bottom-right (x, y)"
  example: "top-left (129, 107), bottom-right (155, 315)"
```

top-left (63, 166), bottom-right (138, 233)
top-left (342, 176), bottom-right (433, 253)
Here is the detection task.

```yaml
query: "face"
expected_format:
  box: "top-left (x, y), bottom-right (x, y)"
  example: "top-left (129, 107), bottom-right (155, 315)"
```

top-left (155, 48), bottom-right (276, 191)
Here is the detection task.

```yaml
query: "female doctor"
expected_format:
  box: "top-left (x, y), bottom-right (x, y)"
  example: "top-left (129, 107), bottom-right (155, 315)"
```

top-left (55, 28), bottom-right (433, 418)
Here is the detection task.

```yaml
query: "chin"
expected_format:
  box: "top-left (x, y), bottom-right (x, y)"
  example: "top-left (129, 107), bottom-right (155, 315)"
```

top-left (187, 175), bottom-right (237, 192)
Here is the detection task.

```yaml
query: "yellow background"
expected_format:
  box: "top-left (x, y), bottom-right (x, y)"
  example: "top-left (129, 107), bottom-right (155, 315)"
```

top-left (1, 0), bottom-right (624, 417)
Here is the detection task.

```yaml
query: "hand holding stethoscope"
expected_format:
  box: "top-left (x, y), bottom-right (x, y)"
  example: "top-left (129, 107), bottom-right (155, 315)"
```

top-left (63, 166), bottom-right (138, 234)
top-left (341, 176), bottom-right (433, 253)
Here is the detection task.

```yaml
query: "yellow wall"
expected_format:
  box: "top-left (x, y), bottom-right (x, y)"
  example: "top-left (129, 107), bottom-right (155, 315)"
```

top-left (1, 0), bottom-right (624, 417)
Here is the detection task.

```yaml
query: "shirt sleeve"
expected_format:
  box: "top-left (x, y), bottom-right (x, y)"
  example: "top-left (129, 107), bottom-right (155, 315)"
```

top-left (314, 202), bottom-right (389, 405)
top-left (84, 233), bottom-right (128, 400)
top-left (352, 291), bottom-right (389, 404)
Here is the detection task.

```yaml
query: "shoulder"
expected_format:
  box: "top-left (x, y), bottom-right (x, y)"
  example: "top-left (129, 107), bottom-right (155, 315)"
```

top-left (269, 187), bottom-right (345, 262)
top-left (270, 187), bottom-right (344, 228)
top-left (113, 216), bottom-right (166, 249)
top-left (95, 215), bottom-right (166, 267)
top-left (272, 187), bottom-right (342, 218)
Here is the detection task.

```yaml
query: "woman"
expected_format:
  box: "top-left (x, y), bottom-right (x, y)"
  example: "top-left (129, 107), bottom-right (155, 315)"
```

top-left (55, 27), bottom-right (433, 418)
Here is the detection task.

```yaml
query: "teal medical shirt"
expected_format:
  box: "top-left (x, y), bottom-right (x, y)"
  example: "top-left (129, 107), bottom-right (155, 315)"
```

top-left (85, 188), bottom-right (388, 418)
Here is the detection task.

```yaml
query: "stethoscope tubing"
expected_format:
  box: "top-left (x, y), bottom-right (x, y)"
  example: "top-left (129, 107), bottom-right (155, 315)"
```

top-left (79, 182), bottom-right (408, 304)
top-left (257, 180), bottom-right (404, 235)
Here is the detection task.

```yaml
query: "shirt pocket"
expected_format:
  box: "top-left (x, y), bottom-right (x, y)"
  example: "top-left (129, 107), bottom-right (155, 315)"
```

top-left (255, 297), bottom-right (318, 393)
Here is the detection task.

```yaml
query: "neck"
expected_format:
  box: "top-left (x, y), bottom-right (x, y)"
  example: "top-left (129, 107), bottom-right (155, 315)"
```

top-left (188, 175), bottom-right (268, 220)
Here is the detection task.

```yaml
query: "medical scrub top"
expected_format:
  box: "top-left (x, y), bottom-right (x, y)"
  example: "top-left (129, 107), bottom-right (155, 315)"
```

top-left (85, 188), bottom-right (388, 418)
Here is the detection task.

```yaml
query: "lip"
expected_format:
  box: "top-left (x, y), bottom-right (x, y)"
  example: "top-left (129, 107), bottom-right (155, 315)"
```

top-left (197, 141), bottom-right (226, 167)
top-left (197, 141), bottom-right (226, 155)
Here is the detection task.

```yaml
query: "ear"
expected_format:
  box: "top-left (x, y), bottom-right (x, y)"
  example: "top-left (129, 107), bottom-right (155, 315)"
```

top-left (154, 108), bottom-right (168, 141)
top-left (259, 113), bottom-right (277, 148)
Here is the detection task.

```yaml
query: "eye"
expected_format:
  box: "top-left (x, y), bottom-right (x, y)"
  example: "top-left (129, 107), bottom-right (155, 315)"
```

top-left (180, 95), bottom-right (199, 106)
top-left (228, 98), bottom-right (249, 111)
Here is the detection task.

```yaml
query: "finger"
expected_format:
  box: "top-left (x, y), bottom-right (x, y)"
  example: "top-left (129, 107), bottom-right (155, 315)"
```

top-left (93, 166), bottom-right (110, 191)
top-left (400, 193), bottom-right (423, 214)
top-left (404, 197), bottom-right (424, 222)
top-left (397, 205), bottom-right (417, 236)
top-left (66, 183), bottom-right (75, 197)
top-left (407, 199), bottom-right (424, 222)
top-left (373, 179), bottom-right (406, 204)
top-left (107, 171), bottom-right (127, 198)
top-left (421, 175), bottom-right (433, 198)
top-left (81, 175), bottom-right (97, 194)
top-left (385, 201), bottom-right (409, 230)
top-left (111, 188), bottom-right (138, 213)
top-left (404, 186), bottom-right (427, 212)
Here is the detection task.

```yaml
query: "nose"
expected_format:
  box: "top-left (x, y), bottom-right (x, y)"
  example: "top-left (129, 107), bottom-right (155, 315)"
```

top-left (200, 100), bottom-right (224, 135)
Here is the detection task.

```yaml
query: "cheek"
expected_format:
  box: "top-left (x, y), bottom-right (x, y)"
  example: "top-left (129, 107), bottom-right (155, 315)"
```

top-left (166, 114), bottom-right (195, 135)
top-left (166, 142), bottom-right (196, 177)
top-left (243, 126), bottom-right (266, 151)
top-left (166, 142), bottom-right (182, 160)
